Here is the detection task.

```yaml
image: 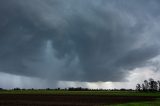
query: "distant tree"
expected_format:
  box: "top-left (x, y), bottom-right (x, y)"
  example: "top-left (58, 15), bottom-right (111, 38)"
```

top-left (144, 80), bottom-right (149, 91)
top-left (148, 78), bottom-right (158, 91)
top-left (157, 80), bottom-right (160, 91)
top-left (142, 84), bottom-right (145, 91)
top-left (136, 78), bottom-right (160, 92)
top-left (21, 88), bottom-right (26, 90)
top-left (136, 83), bottom-right (141, 91)
top-left (149, 78), bottom-right (154, 91)
top-left (46, 88), bottom-right (51, 90)
top-left (120, 88), bottom-right (126, 91)
top-left (13, 88), bottom-right (21, 90)
top-left (153, 81), bottom-right (158, 91)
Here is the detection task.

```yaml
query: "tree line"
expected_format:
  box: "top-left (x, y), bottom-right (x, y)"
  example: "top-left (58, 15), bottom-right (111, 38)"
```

top-left (136, 78), bottom-right (160, 91)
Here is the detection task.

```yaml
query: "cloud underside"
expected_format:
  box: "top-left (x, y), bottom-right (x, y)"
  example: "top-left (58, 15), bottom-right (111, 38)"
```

top-left (0, 0), bottom-right (160, 82)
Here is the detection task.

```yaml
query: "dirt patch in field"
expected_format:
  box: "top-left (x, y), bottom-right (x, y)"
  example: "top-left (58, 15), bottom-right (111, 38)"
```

top-left (0, 94), bottom-right (157, 106)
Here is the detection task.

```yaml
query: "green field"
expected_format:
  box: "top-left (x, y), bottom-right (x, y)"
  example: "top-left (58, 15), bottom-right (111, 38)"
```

top-left (0, 90), bottom-right (160, 96)
top-left (112, 98), bottom-right (160, 106)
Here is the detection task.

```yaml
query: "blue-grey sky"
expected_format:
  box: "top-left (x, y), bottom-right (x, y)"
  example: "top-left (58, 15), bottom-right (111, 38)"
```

top-left (0, 0), bottom-right (160, 88)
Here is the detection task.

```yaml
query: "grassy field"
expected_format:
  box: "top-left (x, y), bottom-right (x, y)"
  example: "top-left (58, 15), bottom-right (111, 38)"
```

top-left (0, 90), bottom-right (160, 96)
top-left (112, 98), bottom-right (160, 106)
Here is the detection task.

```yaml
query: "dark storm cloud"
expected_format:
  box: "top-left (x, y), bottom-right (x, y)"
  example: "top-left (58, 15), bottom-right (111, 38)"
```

top-left (0, 0), bottom-right (160, 82)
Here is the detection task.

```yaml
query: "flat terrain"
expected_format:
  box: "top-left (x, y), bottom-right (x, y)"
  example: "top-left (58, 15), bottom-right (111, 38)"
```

top-left (0, 90), bottom-right (159, 106)
top-left (0, 94), bottom-right (157, 106)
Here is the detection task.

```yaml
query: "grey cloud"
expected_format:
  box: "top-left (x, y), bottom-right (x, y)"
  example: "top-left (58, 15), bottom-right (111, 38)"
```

top-left (0, 0), bottom-right (160, 82)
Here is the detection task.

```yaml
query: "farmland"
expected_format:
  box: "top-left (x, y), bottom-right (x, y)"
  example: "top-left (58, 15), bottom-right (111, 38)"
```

top-left (0, 90), bottom-right (159, 106)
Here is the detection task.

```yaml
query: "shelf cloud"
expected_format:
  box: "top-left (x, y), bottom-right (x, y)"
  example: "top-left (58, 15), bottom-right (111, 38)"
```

top-left (0, 0), bottom-right (160, 84)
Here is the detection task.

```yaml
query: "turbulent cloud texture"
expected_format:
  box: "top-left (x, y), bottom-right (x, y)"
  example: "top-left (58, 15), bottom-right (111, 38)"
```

top-left (0, 0), bottom-right (160, 82)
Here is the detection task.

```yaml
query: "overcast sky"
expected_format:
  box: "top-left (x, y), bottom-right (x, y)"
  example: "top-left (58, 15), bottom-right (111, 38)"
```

top-left (0, 0), bottom-right (160, 89)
